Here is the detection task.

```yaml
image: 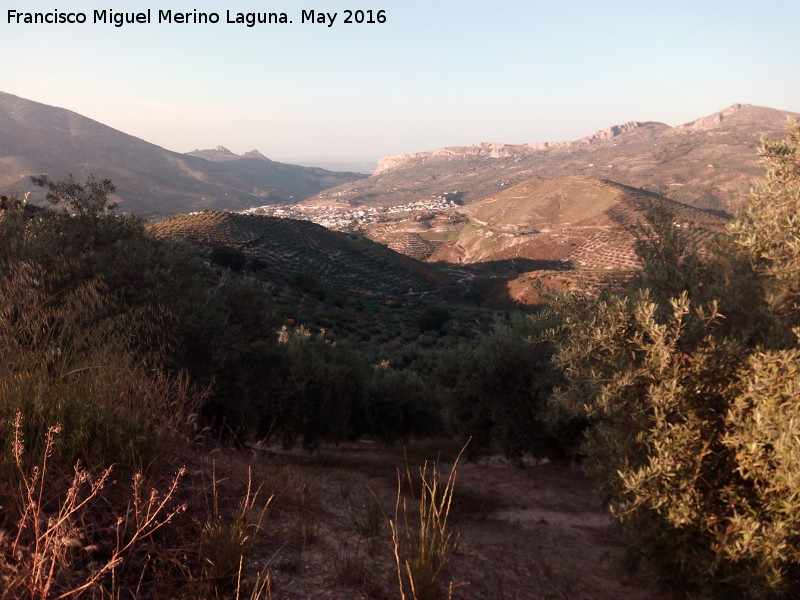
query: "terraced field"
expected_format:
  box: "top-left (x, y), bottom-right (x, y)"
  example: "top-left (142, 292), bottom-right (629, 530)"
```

top-left (424, 176), bottom-right (725, 268)
top-left (149, 211), bottom-right (453, 299)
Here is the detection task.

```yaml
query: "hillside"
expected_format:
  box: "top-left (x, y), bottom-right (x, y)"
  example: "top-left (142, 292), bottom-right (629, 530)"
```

top-left (364, 176), bottom-right (724, 270)
top-left (148, 211), bottom-right (453, 298)
top-left (0, 92), bottom-right (365, 216)
top-left (310, 104), bottom-right (799, 214)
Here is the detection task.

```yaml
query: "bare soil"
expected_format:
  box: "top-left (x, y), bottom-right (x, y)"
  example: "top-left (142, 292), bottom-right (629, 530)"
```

top-left (196, 443), bottom-right (676, 600)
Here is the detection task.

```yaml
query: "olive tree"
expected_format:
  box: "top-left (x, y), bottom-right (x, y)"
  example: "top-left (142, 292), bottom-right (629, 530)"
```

top-left (548, 121), bottom-right (800, 598)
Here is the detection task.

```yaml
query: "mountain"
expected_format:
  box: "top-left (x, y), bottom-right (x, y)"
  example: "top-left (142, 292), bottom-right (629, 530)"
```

top-left (310, 104), bottom-right (799, 214)
top-left (0, 92), bottom-right (365, 216)
top-left (436, 176), bottom-right (722, 266)
top-left (185, 145), bottom-right (242, 161)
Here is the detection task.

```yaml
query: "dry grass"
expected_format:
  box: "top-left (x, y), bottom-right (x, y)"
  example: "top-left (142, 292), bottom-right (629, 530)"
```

top-left (195, 466), bottom-right (272, 597)
top-left (389, 447), bottom-right (466, 600)
top-left (0, 413), bottom-right (185, 600)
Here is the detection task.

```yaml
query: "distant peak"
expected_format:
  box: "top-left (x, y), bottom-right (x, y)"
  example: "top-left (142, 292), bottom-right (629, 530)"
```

top-left (677, 104), bottom-right (751, 131)
top-left (213, 145), bottom-right (235, 154)
top-left (242, 149), bottom-right (269, 160)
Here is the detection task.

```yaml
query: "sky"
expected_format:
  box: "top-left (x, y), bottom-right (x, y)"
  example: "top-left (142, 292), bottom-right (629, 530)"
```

top-left (2, 0), bottom-right (799, 165)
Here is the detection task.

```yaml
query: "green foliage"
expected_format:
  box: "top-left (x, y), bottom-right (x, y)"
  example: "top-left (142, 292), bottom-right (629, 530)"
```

top-left (728, 117), bottom-right (800, 324)
top-left (263, 327), bottom-right (363, 449)
top-left (0, 261), bottom-right (196, 484)
top-left (288, 271), bottom-right (327, 300)
top-left (210, 245), bottom-right (246, 271)
top-left (631, 197), bottom-right (703, 302)
top-left (30, 172), bottom-right (118, 218)
top-left (360, 363), bottom-right (442, 445)
top-left (2, 174), bottom-right (487, 479)
top-left (416, 304), bottom-right (451, 332)
top-left (547, 123), bottom-right (800, 598)
top-left (437, 315), bottom-right (562, 459)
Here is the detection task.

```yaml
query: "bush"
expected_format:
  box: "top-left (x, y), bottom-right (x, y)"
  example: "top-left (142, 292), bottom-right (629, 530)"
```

top-left (416, 305), bottom-right (451, 332)
top-left (210, 245), bottom-right (246, 271)
top-left (548, 121), bottom-right (800, 598)
top-left (0, 262), bottom-right (196, 476)
top-left (359, 363), bottom-right (443, 444)
top-left (437, 314), bottom-right (563, 459)
top-left (259, 327), bottom-right (363, 449)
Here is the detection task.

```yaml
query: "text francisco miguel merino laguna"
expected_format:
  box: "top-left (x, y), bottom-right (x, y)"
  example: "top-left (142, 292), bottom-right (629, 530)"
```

top-left (6, 8), bottom-right (388, 27)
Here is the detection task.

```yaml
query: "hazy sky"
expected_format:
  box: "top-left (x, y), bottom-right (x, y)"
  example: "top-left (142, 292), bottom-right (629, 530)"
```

top-left (2, 0), bottom-right (799, 164)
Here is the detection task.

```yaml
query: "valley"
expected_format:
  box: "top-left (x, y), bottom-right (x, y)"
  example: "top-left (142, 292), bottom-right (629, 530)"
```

top-left (229, 175), bottom-right (726, 308)
top-left (2, 91), bottom-right (799, 600)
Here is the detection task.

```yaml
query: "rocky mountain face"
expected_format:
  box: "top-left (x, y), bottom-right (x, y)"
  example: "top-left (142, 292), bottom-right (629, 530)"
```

top-left (0, 92), bottom-right (365, 216)
top-left (374, 121), bottom-right (665, 175)
top-left (318, 104), bottom-right (798, 214)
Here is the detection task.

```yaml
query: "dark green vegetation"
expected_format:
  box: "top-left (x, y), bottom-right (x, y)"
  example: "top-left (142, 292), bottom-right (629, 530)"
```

top-left (0, 174), bottom-right (519, 459)
top-left (149, 210), bottom-right (454, 298)
top-left (0, 91), bottom-right (365, 216)
top-left (1, 120), bottom-right (798, 599)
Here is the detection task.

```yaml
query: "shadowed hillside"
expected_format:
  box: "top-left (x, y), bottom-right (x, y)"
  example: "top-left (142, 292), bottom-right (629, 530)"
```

top-left (149, 211), bottom-right (453, 298)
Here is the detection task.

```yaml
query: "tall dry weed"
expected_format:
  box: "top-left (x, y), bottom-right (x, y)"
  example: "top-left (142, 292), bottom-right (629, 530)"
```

top-left (0, 413), bottom-right (186, 600)
top-left (389, 447), bottom-right (465, 600)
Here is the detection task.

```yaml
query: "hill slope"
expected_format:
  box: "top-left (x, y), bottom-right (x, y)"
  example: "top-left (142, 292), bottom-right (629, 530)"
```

top-left (0, 92), bottom-right (365, 216)
top-left (368, 176), bottom-right (724, 270)
top-left (311, 104), bottom-right (799, 214)
top-left (149, 211), bottom-right (452, 298)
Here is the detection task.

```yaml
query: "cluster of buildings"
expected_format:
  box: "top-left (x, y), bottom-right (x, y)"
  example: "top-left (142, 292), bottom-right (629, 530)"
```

top-left (241, 196), bottom-right (460, 230)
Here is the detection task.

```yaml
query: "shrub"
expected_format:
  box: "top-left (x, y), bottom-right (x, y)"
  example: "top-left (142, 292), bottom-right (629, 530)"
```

top-left (31, 172), bottom-right (118, 218)
top-left (0, 416), bottom-right (186, 600)
top-left (438, 314), bottom-right (563, 459)
top-left (359, 363), bottom-right (443, 444)
top-left (262, 327), bottom-right (364, 449)
top-left (548, 122), bottom-right (800, 598)
top-left (390, 451), bottom-right (464, 600)
top-left (416, 305), bottom-right (451, 332)
top-left (0, 262), bottom-right (197, 477)
top-left (210, 245), bottom-right (246, 271)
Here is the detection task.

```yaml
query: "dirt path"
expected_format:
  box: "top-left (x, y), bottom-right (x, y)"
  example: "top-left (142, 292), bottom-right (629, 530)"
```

top-left (447, 461), bottom-right (671, 599)
top-left (209, 444), bottom-right (675, 600)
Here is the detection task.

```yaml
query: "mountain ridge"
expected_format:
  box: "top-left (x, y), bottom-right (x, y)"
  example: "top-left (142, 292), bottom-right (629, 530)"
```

top-left (0, 91), bottom-right (365, 216)
top-left (316, 103), bottom-right (798, 214)
top-left (362, 174), bottom-right (724, 269)
top-left (374, 104), bottom-right (771, 175)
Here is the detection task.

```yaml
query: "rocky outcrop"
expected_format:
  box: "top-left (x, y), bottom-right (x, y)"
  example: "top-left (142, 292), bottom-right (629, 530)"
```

top-left (676, 104), bottom-right (747, 132)
top-left (374, 121), bottom-right (664, 175)
top-left (577, 121), bottom-right (661, 143)
top-left (375, 143), bottom-right (530, 174)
